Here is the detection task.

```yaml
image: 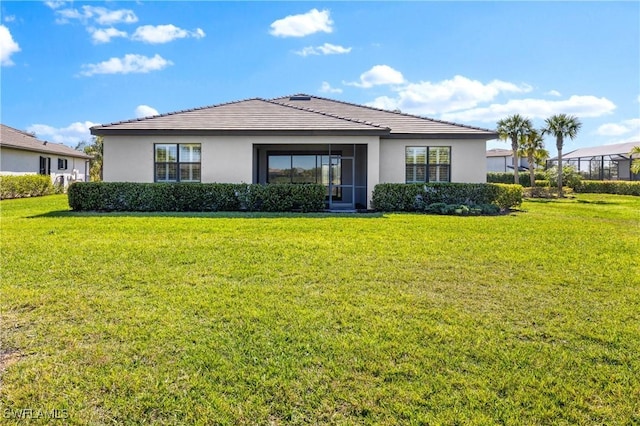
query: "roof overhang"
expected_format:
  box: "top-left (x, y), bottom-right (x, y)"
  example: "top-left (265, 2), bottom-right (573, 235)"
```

top-left (90, 128), bottom-right (392, 137)
top-left (0, 142), bottom-right (92, 159)
top-left (383, 132), bottom-right (498, 140)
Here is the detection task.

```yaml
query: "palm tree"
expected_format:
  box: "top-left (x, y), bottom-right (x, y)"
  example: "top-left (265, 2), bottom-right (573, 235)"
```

top-left (543, 114), bottom-right (582, 196)
top-left (630, 146), bottom-right (640, 175)
top-left (497, 114), bottom-right (533, 184)
top-left (517, 129), bottom-right (546, 187)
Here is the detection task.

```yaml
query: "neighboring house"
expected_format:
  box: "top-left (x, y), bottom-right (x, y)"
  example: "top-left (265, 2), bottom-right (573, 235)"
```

top-left (90, 94), bottom-right (497, 209)
top-left (548, 141), bottom-right (640, 181)
top-left (486, 148), bottom-right (530, 173)
top-left (0, 124), bottom-right (91, 187)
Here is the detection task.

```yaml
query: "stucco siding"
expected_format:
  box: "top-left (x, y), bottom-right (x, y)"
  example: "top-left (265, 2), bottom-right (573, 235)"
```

top-left (1, 147), bottom-right (40, 174)
top-left (0, 147), bottom-right (89, 184)
top-left (379, 138), bottom-right (487, 183)
top-left (104, 134), bottom-right (378, 185)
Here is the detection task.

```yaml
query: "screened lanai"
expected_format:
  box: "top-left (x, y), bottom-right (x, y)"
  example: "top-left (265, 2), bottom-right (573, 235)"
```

top-left (547, 141), bottom-right (639, 181)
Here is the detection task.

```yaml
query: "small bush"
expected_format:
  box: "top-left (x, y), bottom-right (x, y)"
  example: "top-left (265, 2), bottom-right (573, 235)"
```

top-left (545, 165), bottom-right (582, 189)
top-left (67, 182), bottom-right (326, 212)
top-left (573, 180), bottom-right (640, 196)
top-left (487, 172), bottom-right (546, 187)
top-left (0, 174), bottom-right (54, 200)
top-left (372, 183), bottom-right (522, 213)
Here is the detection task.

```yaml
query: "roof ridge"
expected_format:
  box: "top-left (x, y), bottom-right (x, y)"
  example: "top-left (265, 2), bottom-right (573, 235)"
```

top-left (271, 93), bottom-right (496, 133)
top-left (265, 98), bottom-right (390, 130)
top-left (91, 97), bottom-right (267, 129)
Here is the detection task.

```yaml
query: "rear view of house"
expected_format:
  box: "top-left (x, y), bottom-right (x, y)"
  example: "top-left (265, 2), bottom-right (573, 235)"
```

top-left (0, 124), bottom-right (91, 187)
top-left (91, 95), bottom-right (497, 209)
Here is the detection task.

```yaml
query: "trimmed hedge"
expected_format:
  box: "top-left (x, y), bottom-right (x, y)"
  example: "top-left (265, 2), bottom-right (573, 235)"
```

top-left (67, 182), bottom-right (326, 212)
top-left (487, 172), bottom-right (546, 187)
top-left (371, 183), bottom-right (523, 212)
top-left (573, 180), bottom-right (640, 196)
top-left (0, 174), bottom-right (54, 200)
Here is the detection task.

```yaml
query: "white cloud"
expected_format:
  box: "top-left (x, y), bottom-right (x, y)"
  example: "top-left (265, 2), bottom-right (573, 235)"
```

top-left (55, 6), bottom-right (138, 25)
top-left (366, 75), bottom-right (532, 114)
top-left (319, 81), bottom-right (342, 94)
top-left (44, 1), bottom-right (66, 9)
top-left (89, 27), bottom-right (128, 44)
top-left (27, 121), bottom-right (98, 146)
top-left (131, 24), bottom-right (205, 44)
top-left (87, 6), bottom-right (138, 25)
top-left (0, 25), bottom-right (20, 66)
top-left (4, 15), bottom-right (16, 23)
top-left (546, 90), bottom-right (562, 97)
top-left (270, 9), bottom-right (333, 37)
top-left (366, 96), bottom-right (399, 111)
top-left (441, 95), bottom-right (616, 122)
top-left (597, 118), bottom-right (640, 136)
top-left (345, 65), bottom-right (405, 88)
top-left (135, 105), bottom-right (159, 118)
top-left (80, 54), bottom-right (173, 76)
top-left (295, 43), bottom-right (351, 57)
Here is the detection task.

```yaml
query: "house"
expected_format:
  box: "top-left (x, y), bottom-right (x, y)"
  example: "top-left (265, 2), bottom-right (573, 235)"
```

top-left (90, 95), bottom-right (497, 209)
top-left (1, 124), bottom-right (91, 187)
top-left (547, 141), bottom-right (640, 181)
top-left (486, 148), bottom-right (530, 173)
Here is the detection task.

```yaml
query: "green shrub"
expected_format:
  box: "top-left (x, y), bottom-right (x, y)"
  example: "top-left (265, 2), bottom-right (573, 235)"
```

top-left (67, 182), bottom-right (326, 212)
top-left (545, 165), bottom-right (582, 189)
top-left (573, 180), bottom-right (640, 196)
top-left (371, 183), bottom-right (522, 213)
top-left (487, 172), bottom-right (546, 187)
top-left (0, 174), bottom-right (54, 200)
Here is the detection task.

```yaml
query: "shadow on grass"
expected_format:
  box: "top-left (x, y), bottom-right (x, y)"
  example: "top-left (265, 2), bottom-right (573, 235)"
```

top-left (27, 210), bottom-right (387, 219)
top-left (525, 198), bottom-right (619, 206)
top-left (576, 199), bottom-right (619, 205)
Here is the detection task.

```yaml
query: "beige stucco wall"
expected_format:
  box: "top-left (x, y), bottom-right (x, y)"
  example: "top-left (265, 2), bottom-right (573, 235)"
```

top-left (0, 147), bottom-right (89, 185)
top-left (103, 134), bottom-right (488, 207)
top-left (103, 134), bottom-right (378, 183)
top-left (379, 138), bottom-right (488, 183)
top-left (104, 134), bottom-right (380, 207)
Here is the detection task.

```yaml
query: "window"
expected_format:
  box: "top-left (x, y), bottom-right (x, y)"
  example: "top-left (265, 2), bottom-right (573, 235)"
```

top-left (39, 156), bottom-right (51, 175)
top-left (155, 144), bottom-right (201, 182)
top-left (267, 153), bottom-right (340, 199)
top-left (406, 146), bottom-right (450, 183)
top-left (267, 154), bottom-right (329, 184)
top-left (58, 158), bottom-right (68, 170)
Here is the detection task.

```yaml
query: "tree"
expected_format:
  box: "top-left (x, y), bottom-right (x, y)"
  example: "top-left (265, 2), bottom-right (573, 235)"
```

top-left (631, 146), bottom-right (640, 175)
top-left (497, 114), bottom-right (533, 184)
top-left (517, 128), bottom-right (546, 188)
top-left (543, 114), bottom-right (582, 196)
top-left (76, 136), bottom-right (103, 181)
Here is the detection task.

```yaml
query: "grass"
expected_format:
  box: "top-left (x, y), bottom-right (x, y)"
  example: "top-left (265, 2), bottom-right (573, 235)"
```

top-left (1, 194), bottom-right (639, 425)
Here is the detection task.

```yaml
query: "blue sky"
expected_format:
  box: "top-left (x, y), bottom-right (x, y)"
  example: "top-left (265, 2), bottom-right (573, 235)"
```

top-left (1, 1), bottom-right (639, 153)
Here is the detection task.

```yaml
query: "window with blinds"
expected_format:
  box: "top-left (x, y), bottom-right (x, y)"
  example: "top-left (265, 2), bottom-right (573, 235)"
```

top-left (405, 146), bottom-right (450, 183)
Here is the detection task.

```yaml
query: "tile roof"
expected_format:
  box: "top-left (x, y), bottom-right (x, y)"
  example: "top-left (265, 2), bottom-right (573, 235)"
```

top-left (486, 148), bottom-right (513, 157)
top-left (0, 124), bottom-right (92, 159)
top-left (271, 94), bottom-right (498, 138)
top-left (91, 98), bottom-right (389, 135)
top-left (91, 95), bottom-right (497, 139)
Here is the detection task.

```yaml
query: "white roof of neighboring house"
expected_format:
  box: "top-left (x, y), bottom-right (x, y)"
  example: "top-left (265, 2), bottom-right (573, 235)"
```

top-left (0, 124), bottom-right (91, 159)
top-left (551, 141), bottom-right (639, 161)
top-left (486, 148), bottom-right (513, 157)
top-left (91, 94), bottom-right (498, 139)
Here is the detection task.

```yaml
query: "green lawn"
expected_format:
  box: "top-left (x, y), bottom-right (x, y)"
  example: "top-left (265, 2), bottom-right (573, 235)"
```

top-left (1, 194), bottom-right (639, 425)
